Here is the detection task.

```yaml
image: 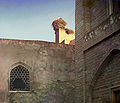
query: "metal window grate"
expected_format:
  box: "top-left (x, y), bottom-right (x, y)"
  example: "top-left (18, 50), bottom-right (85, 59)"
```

top-left (10, 65), bottom-right (30, 91)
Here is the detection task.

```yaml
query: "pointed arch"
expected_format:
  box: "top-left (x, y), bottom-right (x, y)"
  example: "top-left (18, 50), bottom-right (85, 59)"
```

top-left (9, 62), bottom-right (31, 91)
top-left (90, 49), bottom-right (120, 88)
top-left (89, 49), bottom-right (120, 103)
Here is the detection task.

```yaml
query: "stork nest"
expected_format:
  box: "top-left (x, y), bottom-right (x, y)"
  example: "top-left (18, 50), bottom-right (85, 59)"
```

top-left (52, 18), bottom-right (75, 34)
top-left (52, 18), bottom-right (67, 30)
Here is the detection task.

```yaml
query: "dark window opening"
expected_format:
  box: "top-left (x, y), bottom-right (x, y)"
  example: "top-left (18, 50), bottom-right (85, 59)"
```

top-left (13, 78), bottom-right (26, 90)
top-left (112, 87), bottom-right (120, 103)
top-left (10, 65), bottom-right (30, 91)
top-left (114, 90), bottom-right (120, 103)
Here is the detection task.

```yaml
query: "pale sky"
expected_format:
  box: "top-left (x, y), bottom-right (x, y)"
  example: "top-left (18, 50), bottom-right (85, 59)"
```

top-left (0, 0), bottom-right (75, 42)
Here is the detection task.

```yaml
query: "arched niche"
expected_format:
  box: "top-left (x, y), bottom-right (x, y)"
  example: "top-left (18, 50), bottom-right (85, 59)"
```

top-left (90, 49), bottom-right (120, 103)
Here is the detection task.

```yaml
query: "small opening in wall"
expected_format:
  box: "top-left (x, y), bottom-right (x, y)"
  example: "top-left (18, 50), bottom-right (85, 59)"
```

top-left (13, 78), bottom-right (26, 90)
top-left (10, 65), bottom-right (30, 91)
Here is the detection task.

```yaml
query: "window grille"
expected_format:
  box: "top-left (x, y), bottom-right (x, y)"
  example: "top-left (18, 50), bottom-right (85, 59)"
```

top-left (10, 65), bottom-right (30, 91)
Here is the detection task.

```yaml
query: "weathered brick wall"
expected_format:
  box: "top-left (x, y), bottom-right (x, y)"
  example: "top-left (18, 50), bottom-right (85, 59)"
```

top-left (0, 39), bottom-right (75, 103)
top-left (75, 0), bottom-right (120, 103)
top-left (92, 51), bottom-right (120, 103)
top-left (75, 1), bottom-right (88, 102)
top-left (84, 32), bottom-right (120, 103)
top-left (91, 0), bottom-right (108, 29)
top-left (75, 0), bottom-right (93, 102)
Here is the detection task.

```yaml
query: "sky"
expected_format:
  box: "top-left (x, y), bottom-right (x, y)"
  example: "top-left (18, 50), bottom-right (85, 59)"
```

top-left (0, 0), bottom-right (75, 42)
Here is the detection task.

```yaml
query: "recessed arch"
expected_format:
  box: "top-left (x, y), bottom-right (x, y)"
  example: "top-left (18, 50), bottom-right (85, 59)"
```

top-left (90, 49), bottom-right (120, 103)
top-left (90, 49), bottom-right (120, 88)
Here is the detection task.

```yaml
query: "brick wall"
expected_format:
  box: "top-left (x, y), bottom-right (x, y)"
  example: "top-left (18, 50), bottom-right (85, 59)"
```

top-left (91, 0), bottom-right (108, 29)
top-left (84, 32), bottom-right (120, 103)
top-left (92, 51), bottom-right (120, 103)
top-left (75, 0), bottom-right (120, 103)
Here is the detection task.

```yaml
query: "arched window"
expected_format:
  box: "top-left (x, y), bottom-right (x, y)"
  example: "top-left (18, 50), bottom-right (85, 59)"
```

top-left (10, 65), bottom-right (30, 91)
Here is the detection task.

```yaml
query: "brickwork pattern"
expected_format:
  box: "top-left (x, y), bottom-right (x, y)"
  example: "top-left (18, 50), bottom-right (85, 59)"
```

top-left (93, 51), bottom-right (120, 103)
top-left (75, 0), bottom-right (120, 103)
top-left (84, 32), bottom-right (120, 103)
top-left (91, 0), bottom-right (108, 29)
